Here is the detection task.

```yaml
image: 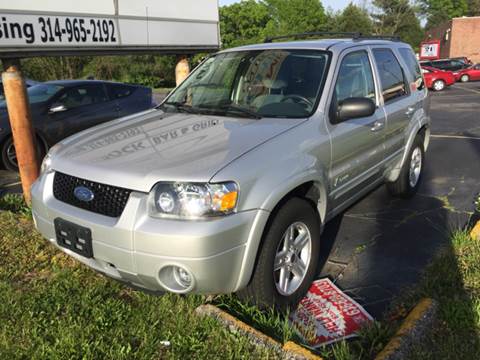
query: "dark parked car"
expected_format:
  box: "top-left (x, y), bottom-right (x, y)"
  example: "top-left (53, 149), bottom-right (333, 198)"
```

top-left (0, 80), bottom-right (153, 170)
top-left (420, 58), bottom-right (470, 72)
top-left (0, 79), bottom-right (39, 100)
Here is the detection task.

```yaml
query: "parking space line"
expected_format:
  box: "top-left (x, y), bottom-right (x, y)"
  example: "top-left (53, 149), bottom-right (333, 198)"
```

top-left (431, 134), bottom-right (480, 140)
top-left (1, 181), bottom-right (22, 188)
top-left (455, 86), bottom-right (480, 95)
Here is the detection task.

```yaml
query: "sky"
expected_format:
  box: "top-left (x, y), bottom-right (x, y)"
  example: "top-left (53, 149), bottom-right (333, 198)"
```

top-left (218, 0), bottom-right (353, 12)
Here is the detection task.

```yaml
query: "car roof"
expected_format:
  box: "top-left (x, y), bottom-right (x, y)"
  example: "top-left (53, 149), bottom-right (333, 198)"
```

top-left (220, 38), bottom-right (411, 54)
top-left (43, 80), bottom-right (141, 88)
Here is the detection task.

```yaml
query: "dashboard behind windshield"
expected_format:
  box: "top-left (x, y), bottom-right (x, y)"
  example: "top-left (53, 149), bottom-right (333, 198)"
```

top-left (165, 49), bottom-right (330, 118)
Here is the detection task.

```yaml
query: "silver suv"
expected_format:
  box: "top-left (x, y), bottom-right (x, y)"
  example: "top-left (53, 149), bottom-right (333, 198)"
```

top-left (32, 36), bottom-right (430, 309)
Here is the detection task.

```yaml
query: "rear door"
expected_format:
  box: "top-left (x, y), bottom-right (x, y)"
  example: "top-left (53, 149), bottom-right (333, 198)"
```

top-left (371, 47), bottom-right (416, 169)
top-left (107, 83), bottom-right (152, 117)
top-left (326, 48), bottom-right (386, 210)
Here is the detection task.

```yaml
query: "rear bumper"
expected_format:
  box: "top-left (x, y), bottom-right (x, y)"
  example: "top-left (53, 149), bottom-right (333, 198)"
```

top-left (31, 171), bottom-right (270, 294)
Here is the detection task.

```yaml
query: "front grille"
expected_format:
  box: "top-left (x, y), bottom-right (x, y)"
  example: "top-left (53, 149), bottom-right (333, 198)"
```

top-left (53, 172), bottom-right (132, 218)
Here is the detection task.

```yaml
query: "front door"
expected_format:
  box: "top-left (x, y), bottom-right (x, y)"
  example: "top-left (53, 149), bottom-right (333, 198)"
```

top-left (326, 49), bottom-right (386, 211)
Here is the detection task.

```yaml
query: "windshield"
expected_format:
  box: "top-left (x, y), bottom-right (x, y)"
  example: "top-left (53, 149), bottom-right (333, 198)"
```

top-left (0, 83), bottom-right (64, 107)
top-left (164, 49), bottom-right (330, 118)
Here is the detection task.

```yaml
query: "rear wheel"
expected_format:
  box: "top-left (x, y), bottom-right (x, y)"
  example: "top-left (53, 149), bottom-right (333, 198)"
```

top-left (432, 79), bottom-right (446, 91)
top-left (387, 135), bottom-right (425, 198)
top-left (238, 197), bottom-right (320, 311)
top-left (460, 74), bottom-right (470, 83)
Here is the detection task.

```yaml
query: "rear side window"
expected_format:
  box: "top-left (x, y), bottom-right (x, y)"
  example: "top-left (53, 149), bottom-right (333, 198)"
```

top-left (334, 51), bottom-right (376, 104)
top-left (373, 49), bottom-right (407, 103)
top-left (108, 84), bottom-right (134, 99)
top-left (398, 48), bottom-right (423, 89)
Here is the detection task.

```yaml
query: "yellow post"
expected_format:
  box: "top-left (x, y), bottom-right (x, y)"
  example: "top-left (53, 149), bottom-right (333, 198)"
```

top-left (2, 58), bottom-right (39, 204)
top-left (175, 55), bottom-right (190, 86)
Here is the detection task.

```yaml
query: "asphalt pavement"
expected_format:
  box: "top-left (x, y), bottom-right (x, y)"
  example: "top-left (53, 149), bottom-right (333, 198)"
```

top-left (1, 83), bottom-right (478, 318)
top-left (319, 82), bottom-right (480, 318)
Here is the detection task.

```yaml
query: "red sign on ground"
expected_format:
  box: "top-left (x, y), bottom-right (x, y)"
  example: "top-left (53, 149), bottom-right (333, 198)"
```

top-left (289, 278), bottom-right (373, 347)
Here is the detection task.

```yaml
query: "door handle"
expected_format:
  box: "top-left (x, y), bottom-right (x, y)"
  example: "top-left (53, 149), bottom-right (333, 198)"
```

top-left (405, 107), bottom-right (415, 116)
top-left (370, 120), bottom-right (385, 132)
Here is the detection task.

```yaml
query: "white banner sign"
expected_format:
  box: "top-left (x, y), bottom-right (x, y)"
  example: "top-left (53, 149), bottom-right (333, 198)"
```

top-left (0, 0), bottom-right (220, 56)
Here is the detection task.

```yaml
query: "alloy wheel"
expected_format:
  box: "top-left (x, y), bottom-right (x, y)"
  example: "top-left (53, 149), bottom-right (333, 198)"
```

top-left (409, 146), bottom-right (423, 188)
top-left (274, 221), bottom-right (312, 296)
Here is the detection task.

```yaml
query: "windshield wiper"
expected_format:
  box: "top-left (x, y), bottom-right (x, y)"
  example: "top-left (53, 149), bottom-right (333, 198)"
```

top-left (199, 103), bottom-right (262, 119)
top-left (158, 101), bottom-right (197, 114)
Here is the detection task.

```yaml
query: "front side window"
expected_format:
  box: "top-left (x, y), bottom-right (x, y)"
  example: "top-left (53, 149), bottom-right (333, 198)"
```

top-left (164, 49), bottom-right (330, 118)
top-left (334, 51), bottom-right (376, 105)
top-left (373, 49), bottom-right (407, 103)
top-left (57, 85), bottom-right (108, 110)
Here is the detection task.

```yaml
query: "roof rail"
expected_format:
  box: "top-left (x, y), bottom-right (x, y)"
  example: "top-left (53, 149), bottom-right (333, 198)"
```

top-left (264, 32), bottom-right (361, 43)
top-left (264, 32), bottom-right (401, 43)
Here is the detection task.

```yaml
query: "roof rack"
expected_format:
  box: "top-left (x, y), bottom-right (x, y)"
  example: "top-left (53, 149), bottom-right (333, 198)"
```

top-left (263, 32), bottom-right (401, 43)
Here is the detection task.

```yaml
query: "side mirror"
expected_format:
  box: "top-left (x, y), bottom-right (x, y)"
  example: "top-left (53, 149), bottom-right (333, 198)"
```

top-left (49, 103), bottom-right (67, 114)
top-left (333, 97), bottom-right (375, 123)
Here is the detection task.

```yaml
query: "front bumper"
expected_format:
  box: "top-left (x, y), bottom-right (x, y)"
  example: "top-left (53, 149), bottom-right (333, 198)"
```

top-left (31, 171), bottom-right (269, 294)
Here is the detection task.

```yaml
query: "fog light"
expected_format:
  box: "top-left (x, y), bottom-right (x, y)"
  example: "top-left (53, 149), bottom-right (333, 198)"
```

top-left (173, 266), bottom-right (192, 288)
top-left (158, 265), bottom-right (195, 293)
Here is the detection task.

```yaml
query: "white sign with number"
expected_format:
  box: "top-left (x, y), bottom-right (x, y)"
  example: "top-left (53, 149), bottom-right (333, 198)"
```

top-left (420, 43), bottom-right (440, 59)
top-left (0, 0), bottom-right (219, 56)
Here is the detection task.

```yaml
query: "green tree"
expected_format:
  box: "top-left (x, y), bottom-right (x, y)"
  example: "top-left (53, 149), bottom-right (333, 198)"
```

top-left (262, 0), bottom-right (327, 38)
top-left (335, 2), bottom-right (374, 34)
top-left (220, 0), bottom-right (269, 48)
top-left (22, 56), bottom-right (92, 81)
top-left (372, 0), bottom-right (424, 48)
top-left (467, 0), bottom-right (480, 15)
top-left (420, 0), bottom-right (469, 28)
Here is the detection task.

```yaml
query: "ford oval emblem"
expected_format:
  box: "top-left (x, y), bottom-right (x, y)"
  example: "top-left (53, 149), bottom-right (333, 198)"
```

top-left (74, 186), bottom-right (94, 202)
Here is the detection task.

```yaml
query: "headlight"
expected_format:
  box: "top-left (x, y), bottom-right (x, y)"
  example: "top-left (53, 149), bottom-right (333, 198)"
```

top-left (40, 153), bottom-right (53, 175)
top-left (149, 182), bottom-right (239, 219)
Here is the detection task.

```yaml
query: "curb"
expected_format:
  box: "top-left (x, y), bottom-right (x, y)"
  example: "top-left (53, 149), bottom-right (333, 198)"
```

top-left (196, 298), bottom-right (437, 360)
top-left (470, 220), bottom-right (480, 241)
top-left (374, 298), bottom-right (438, 360)
top-left (195, 304), bottom-right (323, 360)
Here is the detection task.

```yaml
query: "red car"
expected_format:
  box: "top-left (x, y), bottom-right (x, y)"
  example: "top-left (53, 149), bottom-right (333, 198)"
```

top-left (455, 64), bottom-right (480, 82)
top-left (421, 66), bottom-right (456, 91)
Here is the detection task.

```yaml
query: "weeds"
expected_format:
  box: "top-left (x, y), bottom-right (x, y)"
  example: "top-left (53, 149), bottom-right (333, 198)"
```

top-left (0, 193), bottom-right (31, 216)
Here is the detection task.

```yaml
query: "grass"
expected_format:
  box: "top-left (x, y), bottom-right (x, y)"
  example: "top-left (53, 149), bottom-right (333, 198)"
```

top-left (2, 195), bottom-right (478, 359)
top-left (0, 198), bottom-right (396, 360)
top-left (391, 229), bottom-right (480, 359)
top-left (0, 208), bottom-right (275, 359)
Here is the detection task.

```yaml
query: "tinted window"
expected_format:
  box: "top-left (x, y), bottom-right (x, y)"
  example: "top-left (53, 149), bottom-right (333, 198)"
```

top-left (373, 49), bottom-right (407, 103)
top-left (334, 51), bottom-right (375, 104)
top-left (57, 85), bottom-right (108, 109)
top-left (108, 84), bottom-right (134, 99)
top-left (398, 47), bottom-right (423, 89)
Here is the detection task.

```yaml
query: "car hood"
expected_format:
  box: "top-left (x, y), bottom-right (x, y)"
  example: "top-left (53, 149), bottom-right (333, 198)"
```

top-left (51, 109), bottom-right (306, 192)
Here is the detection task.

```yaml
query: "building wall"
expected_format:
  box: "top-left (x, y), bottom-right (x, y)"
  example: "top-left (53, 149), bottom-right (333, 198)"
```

top-left (424, 21), bottom-right (452, 60)
top-left (450, 17), bottom-right (480, 63)
top-left (424, 17), bottom-right (480, 63)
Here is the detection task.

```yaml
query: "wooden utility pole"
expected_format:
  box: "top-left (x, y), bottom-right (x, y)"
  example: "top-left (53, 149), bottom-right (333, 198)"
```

top-left (175, 55), bottom-right (190, 86)
top-left (2, 59), bottom-right (39, 204)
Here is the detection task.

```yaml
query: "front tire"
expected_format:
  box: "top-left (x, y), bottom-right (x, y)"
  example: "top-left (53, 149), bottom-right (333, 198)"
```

top-left (460, 74), bottom-right (469, 83)
top-left (1, 137), bottom-right (18, 171)
top-left (387, 135), bottom-right (425, 198)
top-left (239, 197), bottom-right (320, 311)
top-left (432, 79), bottom-right (446, 91)
top-left (1, 136), bottom-right (45, 172)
